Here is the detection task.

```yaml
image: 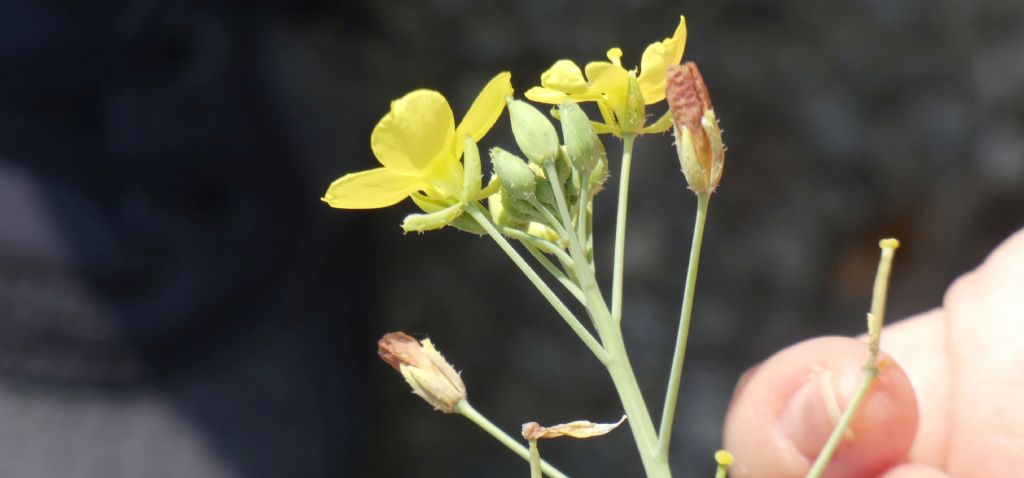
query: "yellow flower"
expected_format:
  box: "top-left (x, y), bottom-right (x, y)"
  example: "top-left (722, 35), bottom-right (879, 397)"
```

top-left (323, 72), bottom-right (513, 209)
top-left (525, 16), bottom-right (686, 136)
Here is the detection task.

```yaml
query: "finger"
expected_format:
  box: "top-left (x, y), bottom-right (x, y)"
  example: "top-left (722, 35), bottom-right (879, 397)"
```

top-left (866, 310), bottom-right (950, 467)
top-left (877, 463), bottom-right (949, 478)
top-left (943, 227), bottom-right (1024, 476)
top-left (723, 336), bottom-right (918, 478)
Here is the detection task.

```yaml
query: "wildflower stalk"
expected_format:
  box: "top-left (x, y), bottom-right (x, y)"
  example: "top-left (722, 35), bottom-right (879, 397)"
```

top-left (542, 157), bottom-right (669, 478)
top-left (529, 439), bottom-right (543, 478)
top-left (657, 191), bottom-right (710, 460)
top-left (805, 239), bottom-right (899, 478)
top-left (455, 401), bottom-right (569, 478)
top-left (714, 461), bottom-right (728, 478)
top-left (465, 203), bottom-right (606, 362)
top-left (611, 134), bottom-right (637, 324)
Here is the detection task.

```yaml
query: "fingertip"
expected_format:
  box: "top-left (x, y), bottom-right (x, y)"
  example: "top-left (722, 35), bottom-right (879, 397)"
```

top-left (724, 337), bottom-right (918, 478)
top-left (877, 463), bottom-right (949, 478)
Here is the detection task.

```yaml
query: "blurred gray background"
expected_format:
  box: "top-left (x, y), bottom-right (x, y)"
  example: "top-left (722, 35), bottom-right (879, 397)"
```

top-left (0, 0), bottom-right (1022, 477)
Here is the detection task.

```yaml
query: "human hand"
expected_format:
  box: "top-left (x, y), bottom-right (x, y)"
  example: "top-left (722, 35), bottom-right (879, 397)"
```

top-left (723, 228), bottom-right (1024, 478)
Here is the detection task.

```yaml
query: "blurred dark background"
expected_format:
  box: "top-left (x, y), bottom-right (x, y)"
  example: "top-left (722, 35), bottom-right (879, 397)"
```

top-left (0, 1), bottom-right (1021, 477)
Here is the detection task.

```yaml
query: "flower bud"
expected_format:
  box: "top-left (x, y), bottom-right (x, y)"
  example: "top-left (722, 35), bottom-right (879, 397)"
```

top-left (507, 98), bottom-right (561, 164)
top-left (559, 102), bottom-right (600, 173)
top-left (491, 147), bottom-right (537, 201)
top-left (666, 62), bottom-right (724, 193)
top-left (619, 73), bottom-right (647, 135)
top-left (378, 332), bottom-right (467, 413)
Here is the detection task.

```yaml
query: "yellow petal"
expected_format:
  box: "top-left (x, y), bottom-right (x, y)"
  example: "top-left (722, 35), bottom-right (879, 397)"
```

top-left (591, 120), bottom-right (617, 135)
top-left (322, 168), bottom-right (421, 209)
top-left (641, 110), bottom-right (674, 134)
top-left (586, 61), bottom-right (631, 117)
top-left (371, 90), bottom-right (456, 174)
top-left (637, 16), bottom-right (687, 104)
top-left (540, 59), bottom-right (590, 95)
top-left (606, 48), bottom-right (624, 67)
top-left (525, 86), bottom-right (571, 104)
top-left (455, 72), bottom-right (514, 146)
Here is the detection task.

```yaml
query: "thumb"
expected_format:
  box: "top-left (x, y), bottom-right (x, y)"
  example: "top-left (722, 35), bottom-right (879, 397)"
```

top-left (723, 336), bottom-right (918, 478)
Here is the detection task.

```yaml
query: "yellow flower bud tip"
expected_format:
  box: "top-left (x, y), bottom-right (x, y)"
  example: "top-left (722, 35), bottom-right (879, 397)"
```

top-left (714, 449), bottom-right (734, 466)
top-left (879, 238), bottom-right (901, 250)
top-left (377, 332), bottom-right (467, 413)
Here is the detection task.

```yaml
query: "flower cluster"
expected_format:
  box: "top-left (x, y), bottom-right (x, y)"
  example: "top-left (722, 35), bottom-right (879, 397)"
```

top-left (322, 15), bottom-right (710, 237)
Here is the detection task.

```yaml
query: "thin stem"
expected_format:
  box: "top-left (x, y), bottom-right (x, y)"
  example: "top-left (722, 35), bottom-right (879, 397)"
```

top-left (611, 134), bottom-right (636, 324)
top-left (657, 192), bottom-right (710, 460)
top-left (455, 401), bottom-right (569, 478)
top-left (499, 227), bottom-right (574, 269)
top-left (529, 439), bottom-right (542, 478)
top-left (522, 240), bottom-right (585, 304)
top-left (594, 298), bottom-right (670, 478)
top-left (528, 198), bottom-right (573, 242)
top-left (543, 162), bottom-right (590, 271)
top-left (577, 178), bottom-right (591, 257)
top-left (586, 193), bottom-right (595, 271)
top-left (466, 204), bottom-right (606, 362)
top-left (806, 239), bottom-right (899, 478)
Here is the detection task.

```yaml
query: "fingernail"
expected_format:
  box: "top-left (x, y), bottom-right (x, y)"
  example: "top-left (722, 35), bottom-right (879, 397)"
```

top-left (779, 365), bottom-right (858, 460)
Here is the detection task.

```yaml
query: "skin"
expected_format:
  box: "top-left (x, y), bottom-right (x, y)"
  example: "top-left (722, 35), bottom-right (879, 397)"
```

top-left (723, 227), bottom-right (1024, 478)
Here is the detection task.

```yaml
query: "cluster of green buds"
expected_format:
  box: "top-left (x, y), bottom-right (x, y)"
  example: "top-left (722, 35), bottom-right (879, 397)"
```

top-left (487, 98), bottom-right (608, 247)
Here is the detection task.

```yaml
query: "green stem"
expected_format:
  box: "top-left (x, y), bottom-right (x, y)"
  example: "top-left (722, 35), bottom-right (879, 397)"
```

top-left (611, 134), bottom-right (636, 324)
top-left (455, 401), bottom-right (569, 478)
top-left (466, 204), bottom-right (606, 362)
top-left (575, 269), bottom-right (668, 476)
top-left (656, 192), bottom-right (710, 460)
top-left (499, 228), bottom-right (574, 270)
top-left (577, 177), bottom-right (591, 258)
top-left (806, 240), bottom-right (899, 478)
top-left (805, 367), bottom-right (877, 478)
top-left (543, 162), bottom-right (590, 270)
top-left (521, 240), bottom-right (585, 304)
top-left (529, 439), bottom-right (542, 478)
top-left (590, 294), bottom-right (670, 478)
top-left (542, 157), bottom-right (668, 477)
top-left (715, 462), bottom-right (729, 478)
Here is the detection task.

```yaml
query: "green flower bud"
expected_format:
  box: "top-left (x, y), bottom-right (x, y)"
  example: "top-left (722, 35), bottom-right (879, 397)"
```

top-left (619, 74), bottom-right (647, 135)
top-left (491, 189), bottom-right (533, 225)
top-left (535, 179), bottom-right (557, 210)
top-left (491, 147), bottom-right (537, 201)
top-left (401, 203), bottom-right (463, 233)
top-left (560, 102), bottom-right (600, 173)
top-left (507, 98), bottom-right (560, 164)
